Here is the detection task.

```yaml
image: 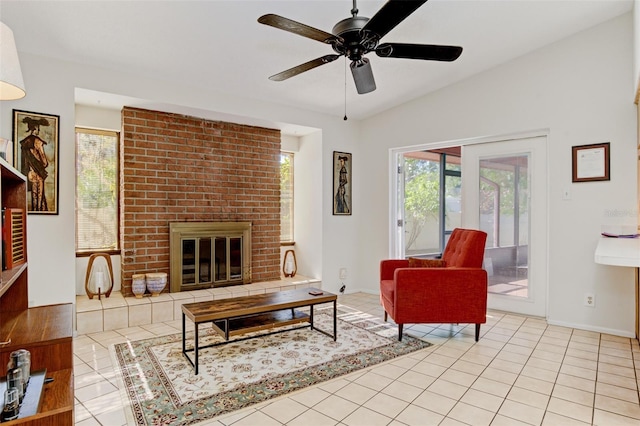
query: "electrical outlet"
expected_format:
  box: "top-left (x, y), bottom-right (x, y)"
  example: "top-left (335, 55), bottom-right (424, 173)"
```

top-left (584, 293), bottom-right (595, 307)
top-left (339, 268), bottom-right (347, 280)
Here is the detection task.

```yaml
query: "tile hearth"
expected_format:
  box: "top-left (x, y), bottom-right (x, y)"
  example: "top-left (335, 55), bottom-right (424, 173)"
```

top-left (75, 276), bottom-right (320, 335)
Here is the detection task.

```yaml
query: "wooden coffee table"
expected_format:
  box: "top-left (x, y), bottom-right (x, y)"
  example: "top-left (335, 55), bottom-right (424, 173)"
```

top-left (181, 287), bottom-right (337, 374)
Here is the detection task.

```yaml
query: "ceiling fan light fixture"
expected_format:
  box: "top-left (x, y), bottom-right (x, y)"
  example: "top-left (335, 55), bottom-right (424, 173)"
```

top-left (350, 58), bottom-right (375, 94)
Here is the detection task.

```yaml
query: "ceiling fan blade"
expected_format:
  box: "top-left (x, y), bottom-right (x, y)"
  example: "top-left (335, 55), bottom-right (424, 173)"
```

top-left (269, 54), bottom-right (341, 81)
top-left (361, 0), bottom-right (428, 40)
top-left (376, 43), bottom-right (463, 61)
top-left (258, 14), bottom-right (343, 45)
top-left (350, 58), bottom-right (376, 94)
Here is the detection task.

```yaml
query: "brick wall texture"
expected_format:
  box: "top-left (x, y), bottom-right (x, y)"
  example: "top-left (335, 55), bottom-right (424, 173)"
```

top-left (120, 107), bottom-right (281, 296)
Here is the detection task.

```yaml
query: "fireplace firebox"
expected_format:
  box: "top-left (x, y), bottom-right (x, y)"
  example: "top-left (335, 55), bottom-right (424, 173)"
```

top-left (170, 222), bottom-right (252, 292)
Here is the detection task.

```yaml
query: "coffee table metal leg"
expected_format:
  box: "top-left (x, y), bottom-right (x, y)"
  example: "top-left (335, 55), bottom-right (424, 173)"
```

top-left (194, 322), bottom-right (199, 375)
top-left (333, 299), bottom-right (337, 341)
top-left (310, 304), bottom-right (314, 330)
top-left (182, 312), bottom-right (186, 354)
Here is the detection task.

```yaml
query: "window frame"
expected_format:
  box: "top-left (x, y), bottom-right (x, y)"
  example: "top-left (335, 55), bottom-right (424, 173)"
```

top-left (280, 151), bottom-right (294, 244)
top-left (75, 127), bottom-right (121, 257)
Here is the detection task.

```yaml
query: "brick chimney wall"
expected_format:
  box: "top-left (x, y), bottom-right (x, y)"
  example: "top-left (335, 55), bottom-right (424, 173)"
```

top-left (120, 107), bottom-right (281, 296)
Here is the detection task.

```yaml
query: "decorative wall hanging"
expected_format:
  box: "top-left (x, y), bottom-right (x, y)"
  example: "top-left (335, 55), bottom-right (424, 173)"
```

top-left (333, 151), bottom-right (352, 215)
top-left (12, 109), bottom-right (60, 214)
top-left (572, 142), bottom-right (610, 182)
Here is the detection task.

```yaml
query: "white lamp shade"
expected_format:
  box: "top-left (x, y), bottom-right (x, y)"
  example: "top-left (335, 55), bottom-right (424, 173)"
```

top-left (0, 21), bottom-right (26, 100)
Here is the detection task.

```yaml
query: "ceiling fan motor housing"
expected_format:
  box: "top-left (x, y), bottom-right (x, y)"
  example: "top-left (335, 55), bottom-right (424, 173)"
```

top-left (331, 16), bottom-right (377, 60)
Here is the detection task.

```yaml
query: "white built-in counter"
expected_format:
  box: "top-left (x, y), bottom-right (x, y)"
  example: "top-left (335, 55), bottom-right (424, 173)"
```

top-left (595, 237), bottom-right (640, 266)
top-left (594, 237), bottom-right (640, 341)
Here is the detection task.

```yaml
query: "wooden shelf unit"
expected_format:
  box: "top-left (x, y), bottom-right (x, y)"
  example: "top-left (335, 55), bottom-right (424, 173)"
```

top-left (0, 158), bottom-right (74, 425)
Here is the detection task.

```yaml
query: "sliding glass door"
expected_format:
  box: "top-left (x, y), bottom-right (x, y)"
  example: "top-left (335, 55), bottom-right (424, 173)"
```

top-left (462, 136), bottom-right (547, 317)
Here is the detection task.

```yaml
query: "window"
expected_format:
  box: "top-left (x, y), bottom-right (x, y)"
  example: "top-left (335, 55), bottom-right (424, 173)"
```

top-left (280, 152), bottom-right (294, 243)
top-left (75, 128), bottom-right (119, 253)
top-left (401, 149), bottom-right (461, 257)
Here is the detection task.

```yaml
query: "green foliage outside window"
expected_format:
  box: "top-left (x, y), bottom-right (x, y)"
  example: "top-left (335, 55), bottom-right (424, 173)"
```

top-left (479, 163), bottom-right (529, 216)
top-left (403, 156), bottom-right (461, 250)
top-left (280, 152), bottom-right (293, 242)
top-left (404, 158), bottom-right (441, 249)
top-left (76, 129), bottom-right (119, 252)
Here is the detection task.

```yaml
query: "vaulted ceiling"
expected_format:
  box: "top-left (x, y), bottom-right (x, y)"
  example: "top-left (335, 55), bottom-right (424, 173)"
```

top-left (1, 0), bottom-right (633, 121)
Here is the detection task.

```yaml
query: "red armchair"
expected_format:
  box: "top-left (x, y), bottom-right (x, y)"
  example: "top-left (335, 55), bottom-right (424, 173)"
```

top-left (380, 228), bottom-right (488, 341)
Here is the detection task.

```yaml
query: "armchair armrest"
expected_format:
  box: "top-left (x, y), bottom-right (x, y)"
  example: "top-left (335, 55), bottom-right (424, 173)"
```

top-left (380, 259), bottom-right (410, 281)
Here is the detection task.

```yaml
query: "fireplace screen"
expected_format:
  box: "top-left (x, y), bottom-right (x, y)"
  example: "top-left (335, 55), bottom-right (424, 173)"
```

top-left (181, 236), bottom-right (241, 286)
top-left (170, 222), bottom-right (251, 292)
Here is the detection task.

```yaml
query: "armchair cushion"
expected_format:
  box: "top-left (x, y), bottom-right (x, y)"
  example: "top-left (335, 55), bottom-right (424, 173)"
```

top-left (407, 258), bottom-right (447, 268)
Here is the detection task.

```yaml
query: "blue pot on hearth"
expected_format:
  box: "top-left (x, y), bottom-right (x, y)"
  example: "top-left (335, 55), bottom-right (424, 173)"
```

top-left (132, 274), bottom-right (146, 298)
top-left (146, 272), bottom-right (167, 296)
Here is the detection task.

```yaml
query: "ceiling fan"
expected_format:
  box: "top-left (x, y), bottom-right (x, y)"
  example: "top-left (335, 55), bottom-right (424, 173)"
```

top-left (257, 0), bottom-right (462, 94)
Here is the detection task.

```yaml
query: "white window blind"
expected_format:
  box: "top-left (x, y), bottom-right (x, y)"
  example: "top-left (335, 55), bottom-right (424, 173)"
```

top-left (75, 128), bottom-right (119, 252)
top-left (280, 152), bottom-right (294, 242)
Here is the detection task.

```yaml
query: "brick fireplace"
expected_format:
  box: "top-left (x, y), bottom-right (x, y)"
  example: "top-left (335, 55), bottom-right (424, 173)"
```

top-left (120, 107), bottom-right (281, 296)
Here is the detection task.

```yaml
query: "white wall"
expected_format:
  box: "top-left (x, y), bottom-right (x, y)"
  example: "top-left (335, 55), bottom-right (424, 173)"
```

top-left (279, 132), bottom-right (323, 280)
top-left (634, 0), bottom-right (640, 93)
top-left (0, 54), bottom-right (360, 306)
top-left (359, 13), bottom-right (637, 336)
top-left (75, 104), bottom-right (121, 131)
top-left (0, 57), bottom-right (77, 307)
top-left (295, 131), bottom-right (323, 280)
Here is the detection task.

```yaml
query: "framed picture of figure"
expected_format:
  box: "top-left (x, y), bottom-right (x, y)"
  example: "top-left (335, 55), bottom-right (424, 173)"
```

top-left (333, 151), bottom-right (352, 215)
top-left (12, 109), bottom-right (60, 214)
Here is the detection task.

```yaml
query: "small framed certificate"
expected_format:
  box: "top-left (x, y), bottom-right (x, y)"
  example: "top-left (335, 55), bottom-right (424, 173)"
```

top-left (572, 142), bottom-right (610, 182)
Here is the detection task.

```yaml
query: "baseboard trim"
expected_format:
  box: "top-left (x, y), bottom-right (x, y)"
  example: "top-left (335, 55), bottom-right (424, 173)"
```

top-left (342, 288), bottom-right (378, 296)
top-left (547, 319), bottom-right (635, 338)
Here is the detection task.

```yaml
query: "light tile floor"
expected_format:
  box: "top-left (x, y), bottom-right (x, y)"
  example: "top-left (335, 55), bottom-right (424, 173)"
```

top-left (74, 293), bottom-right (640, 425)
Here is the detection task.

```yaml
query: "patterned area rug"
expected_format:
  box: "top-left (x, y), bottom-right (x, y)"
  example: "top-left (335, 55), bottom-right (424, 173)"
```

top-left (111, 305), bottom-right (431, 425)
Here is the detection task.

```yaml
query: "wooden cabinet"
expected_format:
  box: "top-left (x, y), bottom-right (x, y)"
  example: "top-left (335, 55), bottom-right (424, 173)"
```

top-left (0, 158), bottom-right (73, 425)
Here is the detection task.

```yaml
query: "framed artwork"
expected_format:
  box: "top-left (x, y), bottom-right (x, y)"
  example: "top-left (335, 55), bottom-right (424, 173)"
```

top-left (12, 109), bottom-right (60, 214)
top-left (572, 142), bottom-right (610, 183)
top-left (333, 151), bottom-right (352, 215)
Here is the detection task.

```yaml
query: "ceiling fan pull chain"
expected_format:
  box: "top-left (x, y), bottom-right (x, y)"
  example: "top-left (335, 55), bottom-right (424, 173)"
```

top-left (343, 56), bottom-right (348, 121)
